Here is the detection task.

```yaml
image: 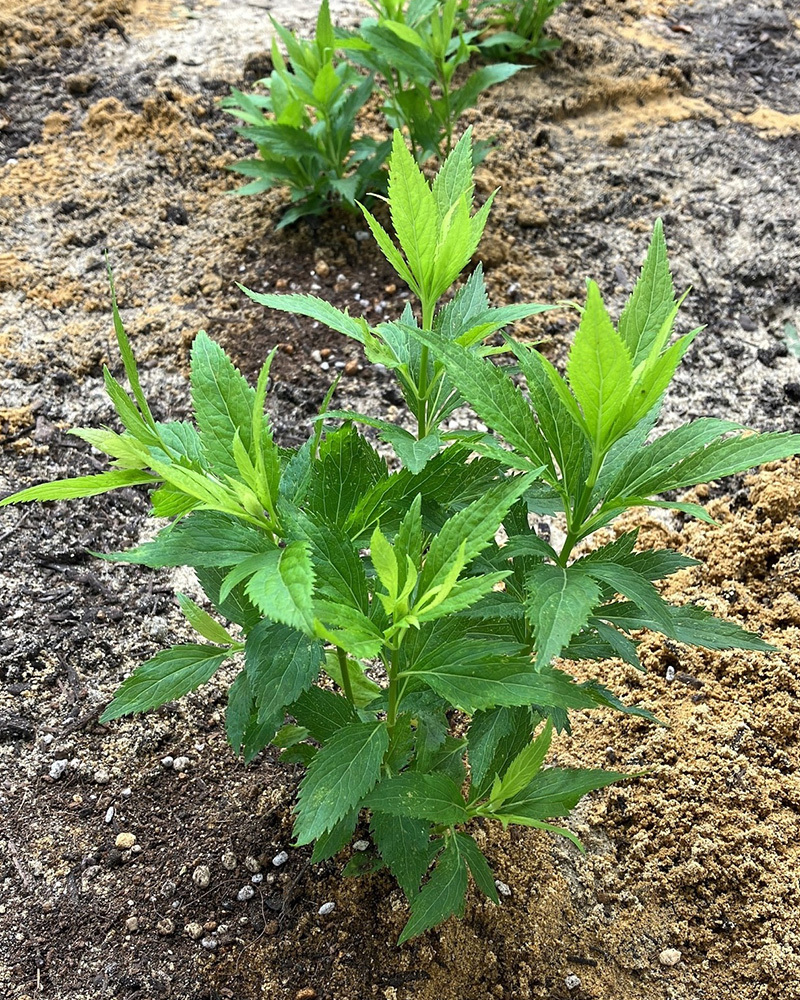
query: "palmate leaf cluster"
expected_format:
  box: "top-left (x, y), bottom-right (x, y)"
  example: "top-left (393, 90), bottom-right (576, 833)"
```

top-left (4, 131), bottom-right (800, 944)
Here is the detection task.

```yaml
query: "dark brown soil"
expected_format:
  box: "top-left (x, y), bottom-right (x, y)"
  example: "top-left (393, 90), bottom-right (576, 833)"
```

top-left (1, 1), bottom-right (800, 999)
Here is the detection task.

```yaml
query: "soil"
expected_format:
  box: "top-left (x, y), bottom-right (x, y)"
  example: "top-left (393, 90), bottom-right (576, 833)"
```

top-left (1, 1), bottom-right (799, 999)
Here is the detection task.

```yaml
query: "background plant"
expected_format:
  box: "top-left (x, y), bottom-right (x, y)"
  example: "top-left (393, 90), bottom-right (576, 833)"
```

top-left (475, 0), bottom-right (567, 60)
top-left (221, 0), bottom-right (390, 227)
top-left (4, 132), bottom-right (799, 943)
top-left (349, 0), bottom-right (522, 162)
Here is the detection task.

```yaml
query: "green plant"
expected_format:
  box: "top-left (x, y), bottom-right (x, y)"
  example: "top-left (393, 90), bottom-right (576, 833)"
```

top-left (475, 0), bottom-right (567, 60)
top-left (349, 0), bottom-right (522, 162)
top-left (221, 0), bottom-right (389, 227)
top-left (4, 132), bottom-right (799, 944)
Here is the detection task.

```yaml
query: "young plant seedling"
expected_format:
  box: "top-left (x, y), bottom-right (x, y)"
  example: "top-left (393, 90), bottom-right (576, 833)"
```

top-left (475, 0), bottom-right (567, 60)
top-left (4, 133), bottom-right (798, 944)
top-left (221, 0), bottom-right (390, 226)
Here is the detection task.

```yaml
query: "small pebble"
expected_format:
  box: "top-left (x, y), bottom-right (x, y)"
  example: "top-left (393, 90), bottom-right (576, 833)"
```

top-left (160, 756), bottom-right (174, 769)
top-left (315, 260), bottom-right (330, 278)
top-left (251, 873), bottom-right (263, 884)
top-left (121, 787), bottom-right (132, 798)
top-left (244, 855), bottom-right (261, 873)
top-left (125, 916), bottom-right (139, 932)
top-left (94, 769), bottom-right (110, 785)
top-left (222, 851), bottom-right (237, 870)
top-left (156, 917), bottom-right (175, 936)
top-left (184, 922), bottom-right (204, 940)
top-left (666, 665), bottom-right (676, 682)
top-left (272, 851), bottom-right (289, 867)
top-left (172, 756), bottom-right (191, 772)
top-left (352, 840), bottom-right (370, 852)
top-left (49, 760), bottom-right (68, 780)
top-left (565, 973), bottom-right (581, 991)
top-left (310, 349), bottom-right (322, 364)
top-left (115, 832), bottom-right (136, 850)
top-left (237, 885), bottom-right (255, 902)
top-left (295, 989), bottom-right (317, 1000)
top-left (193, 865), bottom-right (211, 888)
top-left (104, 806), bottom-right (115, 824)
top-left (659, 948), bottom-right (681, 967)
top-left (495, 880), bottom-right (512, 897)
top-left (354, 231), bottom-right (369, 241)
top-left (318, 902), bottom-right (335, 916)
top-left (201, 936), bottom-right (218, 951)
top-left (344, 359), bottom-right (359, 375)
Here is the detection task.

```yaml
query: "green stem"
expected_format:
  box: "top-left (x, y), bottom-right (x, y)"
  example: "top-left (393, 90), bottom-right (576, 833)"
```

top-left (386, 645), bottom-right (400, 733)
top-left (417, 300), bottom-right (435, 438)
top-left (558, 448), bottom-right (605, 566)
top-left (337, 646), bottom-right (355, 706)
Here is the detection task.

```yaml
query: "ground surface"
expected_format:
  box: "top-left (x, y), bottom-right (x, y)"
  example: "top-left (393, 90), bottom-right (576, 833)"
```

top-left (1, 1), bottom-right (799, 998)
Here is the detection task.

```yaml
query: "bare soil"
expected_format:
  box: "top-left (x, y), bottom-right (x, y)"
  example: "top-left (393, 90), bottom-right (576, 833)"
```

top-left (1, 1), bottom-right (799, 999)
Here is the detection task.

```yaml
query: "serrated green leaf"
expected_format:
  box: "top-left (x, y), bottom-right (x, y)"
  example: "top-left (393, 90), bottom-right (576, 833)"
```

top-left (294, 721), bottom-right (389, 844)
top-left (190, 331), bottom-right (255, 480)
top-left (618, 219), bottom-right (675, 365)
top-left (226, 670), bottom-right (252, 754)
top-left (363, 772), bottom-right (468, 825)
top-left (1, 470), bottom-right (157, 506)
top-left (242, 541), bottom-right (315, 634)
top-left (306, 423), bottom-right (388, 528)
top-left (238, 289), bottom-right (369, 345)
top-left (525, 564), bottom-right (602, 669)
top-left (398, 838), bottom-right (467, 944)
top-left (177, 593), bottom-right (235, 645)
top-left (370, 812), bottom-right (433, 900)
top-left (566, 282), bottom-right (633, 447)
top-left (454, 833), bottom-right (499, 904)
top-left (310, 808), bottom-right (359, 863)
top-left (467, 706), bottom-right (532, 794)
top-left (502, 767), bottom-right (628, 821)
top-left (101, 644), bottom-right (231, 722)
top-left (245, 619), bottom-right (325, 733)
top-left (600, 600), bottom-right (774, 651)
top-left (489, 720), bottom-right (553, 805)
top-left (387, 130), bottom-right (438, 296)
top-left (290, 685), bottom-right (359, 742)
top-left (576, 560), bottom-right (673, 631)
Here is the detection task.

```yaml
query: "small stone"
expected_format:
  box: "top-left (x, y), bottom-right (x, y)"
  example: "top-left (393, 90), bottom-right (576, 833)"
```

top-left (185, 922), bottom-right (204, 940)
top-left (344, 359), bottom-right (359, 375)
top-left (295, 989), bottom-right (317, 1000)
top-left (272, 851), bottom-right (289, 867)
top-left (222, 851), bottom-right (237, 870)
top-left (354, 230), bottom-right (370, 241)
top-left (659, 948), bottom-right (681, 967)
top-left (121, 787), bottom-right (132, 798)
top-left (320, 348), bottom-right (331, 359)
top-left (251, 873), bottom-right (263, 884)
top-left (565, 973), bottom-right (581, 991)
top-left (104, 806), bottom-right (115, 824)
top-left (244, 855), bottom-right (261, 874)
top-left (495, 880), bottom-right (512, 897)
top-left (275, 278), bottom-right (288, 290)
top-left (310, 349), bottom-right (322, 364)
top-left (49, 760), bottom-right (68, 780)
top-left (156, 917), bottom-right (175, 936)
top-left (607, 132), bottom-right (627, 147)
top-left (352, 840), bottom-right (370, 852)
top-left (160, 756), bottom-right (174, 769)
top-left (237, 885), bottom-right (255, 901)
top-left (94, 769), bottom-right (110, 785)
top-left (201, 936), bottom-right (218, 951)
top-left (317, 901), bottom-right (335, 916)
top-left (516, 208), bottom-right (550, 229)
top-left (665, 666), bottom-right (676, 682)
top-left (65, 72), bottom-right (97, 95)
top-left (172, 756), bottom-right (191, 772)
top-left (125, 916), bottom-right (139, 932)
top-left (384, 283), bottom-right (396, 295)
top-left (264, 919), bottom-right (279, 935)
top-left (115, 832), bottom-right (136, 850)
top-left (315, 260), bottom-right (330, 278)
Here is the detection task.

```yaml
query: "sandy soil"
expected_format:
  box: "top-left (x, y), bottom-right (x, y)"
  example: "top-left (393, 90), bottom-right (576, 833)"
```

top-left (1, 1), bottom-right (799, 998)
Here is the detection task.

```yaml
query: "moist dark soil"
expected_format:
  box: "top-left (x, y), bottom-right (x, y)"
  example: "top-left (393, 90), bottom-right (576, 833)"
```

top-left (1, 1), bottom-right (799, 999)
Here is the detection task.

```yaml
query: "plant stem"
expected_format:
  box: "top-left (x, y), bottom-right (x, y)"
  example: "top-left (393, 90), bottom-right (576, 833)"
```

top-left (558, 448), bottom-right (605, 565)
top-left (417, 300), bottom-right (435, 437)
top-left (386, 645), bottom-right (400, 732)
top-left (337, 646), bottom-right (355, 706)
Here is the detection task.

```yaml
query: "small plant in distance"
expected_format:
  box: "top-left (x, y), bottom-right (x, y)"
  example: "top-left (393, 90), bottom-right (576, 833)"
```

top-left (221, 0), bottom-right (389, 227)
top-left (5, 135), bottom-right (799, 944)
top-left (475, 0), bottom-right (567, 60)
top-left (349, 0), bottom-right (522, 162)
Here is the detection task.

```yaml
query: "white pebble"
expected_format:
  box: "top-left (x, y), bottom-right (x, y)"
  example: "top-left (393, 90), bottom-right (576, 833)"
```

top-left (42, 733), bottom-right (54, 745)
top-left (237, 885), bottom-right (255, 901)
top-left (201, 936), bottom-right (218, 951)
top-left (185, 921), bottom-right (204, 940)
top-left (272, 851), bottom-right (289, 867)
top-left (49, 760), bottom-right (68, 780)
top-left (666, 666), bottom-right (676, 682)
top-left (310, 349), bottom-right (322, 363)
top-left (193, 865), bottom-right (211, 888)
top-left (251, 873), bottom-right (263, 884)
top-left (352, 840), bottom-right (370, 852)
top-left (318, 901), bottom-right (335, 916)
top-left (104, 806), bottom-right (115, 824)
top-left (172, 756), bottom-right (191, 772)
top-left (659, 948), bottom-right (681, 967)
top-left (94, 769), bottom-right (110, 785)
top-left (160, 756), bottom-right (174, 769)
top-left (565, 973), bottom-right (581, 990)
top-left (222, 851), bottom-right (237, 870)
top-left (244, 855), bottom-right (261, 873)
top-left (495, 880), bottom-right (512, 897)
top-left (121, 787), bottom-right (132, 798)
